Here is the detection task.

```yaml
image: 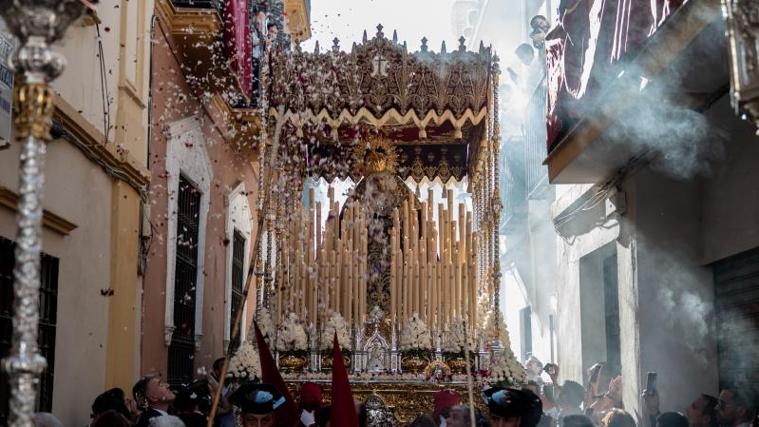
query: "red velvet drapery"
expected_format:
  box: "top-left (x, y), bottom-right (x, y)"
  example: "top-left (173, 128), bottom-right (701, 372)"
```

top-left (545, 0), bottom-right (684, 152)
top-left (223, 0), bottom-right (253, 98)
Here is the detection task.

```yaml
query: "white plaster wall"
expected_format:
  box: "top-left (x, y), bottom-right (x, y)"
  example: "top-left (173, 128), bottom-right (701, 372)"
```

top-left (701, 96), bottom-right (759, 264)
top-left (0, 138), bottom-right (111, 427)
top-left (52, 0), bottom-right (154, 146)
top-left (554, 205), bottom-right (620, 386)
top-left (52, 12), bottom-right (121, 139)
top-left (631, 169), bottom-right (719, 413)
top-left (501, 266), bottom-right (529, 360)
top-left (553, 170), bottom-right (718, 416)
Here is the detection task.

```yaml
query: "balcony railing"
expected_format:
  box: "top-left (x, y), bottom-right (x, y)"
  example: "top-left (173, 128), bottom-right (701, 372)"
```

top-left (525, 76), bottom-right (550, 200)
top-left (545, 0), bottom-right (689, 153)
top-left (543, 0), bottom-right (723, 184)
top-left (172, 0), bottom-right (221, 8)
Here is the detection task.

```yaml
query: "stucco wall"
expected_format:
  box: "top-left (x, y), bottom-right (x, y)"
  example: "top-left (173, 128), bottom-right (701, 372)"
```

top-left (0, 138), bottom-right (112, 426)
top-left (630, 168), bottom-right (719, 413)
top-left (53, 0), bottom-right (154, 160)
top-left (554, 210), bottom-right (620, 387)
top-left (701, 96), bottom-right (759, 264)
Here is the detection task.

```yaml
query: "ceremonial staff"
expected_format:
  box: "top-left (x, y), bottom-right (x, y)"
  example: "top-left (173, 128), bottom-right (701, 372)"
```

top-left (0, 1), bottom-right (90, 426)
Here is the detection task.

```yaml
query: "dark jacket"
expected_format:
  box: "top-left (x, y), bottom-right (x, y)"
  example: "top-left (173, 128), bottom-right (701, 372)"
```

top-left (135, 408), bottom-right (164, 427)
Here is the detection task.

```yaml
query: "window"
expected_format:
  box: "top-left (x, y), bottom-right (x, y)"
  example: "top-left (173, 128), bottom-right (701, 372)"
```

top-left (229, 230), bottom-right (246, 351)
top-left (0, 236), bottom-right (58, 419)
top-left (520, 305), bottom-right (533, 362)
top-left (168, 175), bottom-right (201, 386)
top-left (580, 243), bottom-right (620, 378)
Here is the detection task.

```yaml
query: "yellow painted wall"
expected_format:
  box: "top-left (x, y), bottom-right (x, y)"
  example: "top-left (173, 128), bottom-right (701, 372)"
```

top-left (105, 181), bottom-right (142, 392)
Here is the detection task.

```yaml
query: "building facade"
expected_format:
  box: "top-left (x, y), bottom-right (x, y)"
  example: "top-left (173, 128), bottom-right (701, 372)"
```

top-left (0, 0), bottom-right (311, 422)
top-left (0, 0), bottom-right (153, 424)
top-left (142, 0), bottom-right (311, 384)
top-left (471, 0), bottom-right (758, 415)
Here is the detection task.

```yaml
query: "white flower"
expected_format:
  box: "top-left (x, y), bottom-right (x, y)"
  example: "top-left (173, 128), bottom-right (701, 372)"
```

top-left (227, 341), bottom-right (261, 381)
top-left (443, 317), bottom-right (476, 352)
top-left (320, 311), bottom-right (352, 351)
top-left (489, 349), bottom-right (526, 385)
top-left (399, 313), bottom-right (433, 351)
top-left (256, 307), bottom-right (276, 339)
top-left (276, 312), bottom-right (308, 351)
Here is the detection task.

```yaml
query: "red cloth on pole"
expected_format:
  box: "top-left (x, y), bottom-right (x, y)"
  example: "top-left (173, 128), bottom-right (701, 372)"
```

top-left (330, 333), bottom-right (358, 427)
top-left (254, 322), bottom-right (297, 427)
top-left (223, 0), bottom-right (252, 97)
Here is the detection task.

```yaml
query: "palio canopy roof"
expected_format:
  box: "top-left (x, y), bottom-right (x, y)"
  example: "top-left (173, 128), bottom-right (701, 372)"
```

top-left (267, 25), bottom-right (499, 183)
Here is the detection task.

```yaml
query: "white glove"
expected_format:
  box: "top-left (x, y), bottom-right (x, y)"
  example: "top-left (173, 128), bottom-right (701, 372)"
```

top-left (439, 416), bottom-right (448, 427)
top-left (300, 409), bottom-right (316, 427)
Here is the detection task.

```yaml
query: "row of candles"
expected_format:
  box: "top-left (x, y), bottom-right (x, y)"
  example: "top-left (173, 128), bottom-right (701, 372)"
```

top-left (390, 189), bottom-right (478, 333)
top-left (275, 185), bottom-right (479, 335)
top-left (275, 187), bottom-right (369, 327)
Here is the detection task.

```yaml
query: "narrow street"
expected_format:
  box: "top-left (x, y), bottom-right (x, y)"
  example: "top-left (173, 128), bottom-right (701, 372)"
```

top-left (0, 1), bottom-right (756, 426)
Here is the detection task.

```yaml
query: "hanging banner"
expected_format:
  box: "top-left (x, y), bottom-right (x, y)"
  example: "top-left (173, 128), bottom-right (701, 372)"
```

top-left (223, 0), bottom-right (252, 100)
top-left (0, 31), bottom-right (15, 149)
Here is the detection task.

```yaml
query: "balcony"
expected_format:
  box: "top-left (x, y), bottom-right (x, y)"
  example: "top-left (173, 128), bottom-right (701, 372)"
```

top-left (157, 0), bottom-right (263, 148)
top-left (543, 0), bottom-right (725, 184)
top-left (285, 0), bottom-right (312, 42)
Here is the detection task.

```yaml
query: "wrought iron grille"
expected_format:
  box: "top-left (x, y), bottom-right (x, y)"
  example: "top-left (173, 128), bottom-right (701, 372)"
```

top-left (525, 76), bottom-right (550, 200)
top-left (0, 236), bottom-right (58, 419)
top-left (171, 0), bottom-right (222, 10)
top-left (168, 176), bottom-right (201, 386)
top-left (230, 230), bottom-right (245, 350)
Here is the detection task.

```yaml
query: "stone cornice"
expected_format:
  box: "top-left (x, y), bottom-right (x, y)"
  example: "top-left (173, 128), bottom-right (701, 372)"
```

top-left (53, 95), bottom-right (151, 196)
top-left (0, 186), bottom-right (78, 235)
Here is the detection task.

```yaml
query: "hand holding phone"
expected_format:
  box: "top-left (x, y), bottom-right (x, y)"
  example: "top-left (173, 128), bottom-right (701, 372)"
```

top-left (645, 372), bottom-right (657, 396)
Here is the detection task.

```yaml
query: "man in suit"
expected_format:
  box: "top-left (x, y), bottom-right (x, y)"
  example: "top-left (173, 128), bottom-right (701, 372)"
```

top-left (133, 375), bottom-right (176, 427)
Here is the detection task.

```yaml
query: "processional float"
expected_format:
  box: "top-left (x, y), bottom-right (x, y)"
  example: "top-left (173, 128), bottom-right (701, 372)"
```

top-left (228, 26), bottom-right (525, 422)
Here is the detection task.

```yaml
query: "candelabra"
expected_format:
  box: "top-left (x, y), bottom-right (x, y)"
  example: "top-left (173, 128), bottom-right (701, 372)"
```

top-left (723, 0), bottom-right (759, 134)
top-left (0, 1), bottom-right (88, 426)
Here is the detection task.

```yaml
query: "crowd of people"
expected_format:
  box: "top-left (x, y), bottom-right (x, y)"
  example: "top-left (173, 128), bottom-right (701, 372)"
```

top-left (23, 356), bottom-right (757, 427)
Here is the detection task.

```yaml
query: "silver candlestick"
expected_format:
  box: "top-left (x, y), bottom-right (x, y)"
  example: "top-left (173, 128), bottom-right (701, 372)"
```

top-left (0, 1), bottom-right (88, 426)
top-left (723, 0), bottom-right (759, 134)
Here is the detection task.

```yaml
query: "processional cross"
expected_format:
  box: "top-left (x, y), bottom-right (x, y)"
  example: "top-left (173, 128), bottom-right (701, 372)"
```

top-left (371, 54), bottom-right (389, 77)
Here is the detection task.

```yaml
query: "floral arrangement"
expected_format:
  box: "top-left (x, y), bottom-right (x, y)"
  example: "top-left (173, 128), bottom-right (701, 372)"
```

top-left (399, 313), bottom-right (433, 351)
top-left (424, 360), bottom-right (452, 382)
top-left (255, 307), bottom-right (275, 341)
top-left (487, 348), bottom-right (526, 387)
top-left (275, 312), bottom-right (308, 351)
top-left (320, 311), bottom-right (352, 351)
top-left (226, 341), bottom-right (261, 382)
top-left (443, 317), bottom-right (477, 353)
